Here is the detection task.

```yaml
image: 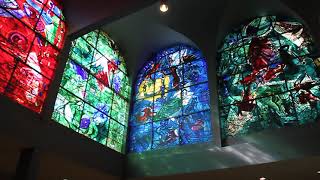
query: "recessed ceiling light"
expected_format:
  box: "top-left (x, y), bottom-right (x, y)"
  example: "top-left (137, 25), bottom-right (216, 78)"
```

top-left (260, 177), bottom-right (267, 180)
top-left (317, 170), bottom-right (320, 174)
top-left (160, 0), bottom-right (169, 12)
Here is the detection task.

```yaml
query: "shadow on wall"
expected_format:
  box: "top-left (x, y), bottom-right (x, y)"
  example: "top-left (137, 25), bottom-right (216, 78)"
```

top-left (127, 122), bottom-right (320, 178)
top-left (128, 155), bottom-right (320, 180)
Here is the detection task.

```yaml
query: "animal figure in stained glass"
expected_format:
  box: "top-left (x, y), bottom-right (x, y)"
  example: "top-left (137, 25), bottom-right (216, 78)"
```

top-left (218, 16), bottom-right (319, 140)
top-left (129, 45), bottom-right (213, 153)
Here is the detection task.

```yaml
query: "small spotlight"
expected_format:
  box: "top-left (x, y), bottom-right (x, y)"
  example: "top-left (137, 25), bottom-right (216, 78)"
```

top-left (260, 177), bottom-right (267, 180)
top-left (317, 170), bottom-right (320, 174)
top-left (160, 0), bottom-right (169, 12)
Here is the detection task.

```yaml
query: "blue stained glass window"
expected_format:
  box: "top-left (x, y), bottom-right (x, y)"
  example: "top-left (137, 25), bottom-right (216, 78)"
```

top-left (153, 118), bottom-right (180, 149)
top-left (180, 111), bottom-right (212, 145)
top-left (129, 45), bottom-right (213, 153)
top-left (131, 99), bottom-right (153, 126)
top-left (218, 16), bottom-right (319, 140)
top-left (129, 123), bottom-right (152, 153)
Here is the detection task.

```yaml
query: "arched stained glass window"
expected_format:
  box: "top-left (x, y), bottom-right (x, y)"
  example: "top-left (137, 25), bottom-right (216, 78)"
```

top-left (0, 0), bottom-right (67, 113)
top-left (129, 45), bottom-right (213, 153)
top-left (52, 30), bottom-right (131, 153)
top-left (218, 16), bottom-right (319, 140)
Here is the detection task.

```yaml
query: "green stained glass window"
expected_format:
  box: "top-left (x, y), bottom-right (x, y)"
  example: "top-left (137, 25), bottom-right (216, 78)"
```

top-left (52, 30), bottom-right (130, 153)
top-left (52, 88), bottom-right (83, 131)
top-left (218, 16), bottom-right (319, 141)
top-left (111, 95), bottom-right (129, 125)
top-left (107, 120), bottom-right (126, 152)
top-left (70, 37), bottom-right (95, 67)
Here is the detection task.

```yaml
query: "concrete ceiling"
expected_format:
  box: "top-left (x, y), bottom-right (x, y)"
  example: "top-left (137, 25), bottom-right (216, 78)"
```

top-left (63, 0), bottom-right (157, 34)
top-left (103, 0), bottom-right (226, 77)
top-left (101, 0), bottom-right (315, 79)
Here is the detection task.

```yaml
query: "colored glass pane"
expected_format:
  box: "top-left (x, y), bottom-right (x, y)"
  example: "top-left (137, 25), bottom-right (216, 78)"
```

top-left (81, 30), bottom-right (99, 47)
top-left (293, 84), bottom-right (320, 123)
top-left (158, 51), bottom-right (180, 70)
top-left (27, 36), bottom-right (60, 79)
top-left (36, 6), bottom-right (66, 49)
top-left (153, 90), bottom-right (182, 121)
top-left (135, 73), bottom-right (154, 100)
top-left (84, 75), bottom-right (113, 115)
top-left (218, 16), bottom-right (318, 140)
top-left (90, 51), bottom-right (114, 87)
top-left (52, 88), bottom-right (83, 131)
top-left (118, 56), bottom-right (127, 73)
top-left (0, 0), bottom-right (44, 29)
top-left (0, 12), bottom-right (35, 60)
top-left (111, 95), bottom-right (129, 125)
top-left (60, 60), bottom-right (88, 99)
top-left (112, 69), bottom-right (131, 98)
top-left (69, 37), bottom-right (95, 67)
top-left (152, 66), bottom-right (183, 94)
top-left (184, 60), bottom-right (208, 87)
top-left (129, 124), bottom-right (152, 153)
top-left (0, 0), bottom-right (66, 113)
top-left (107, 120), bottom-right (125, 152)
top-left (182, 83), bottom-right (210, 115)
top-left (219, 31), bottom-right (243, 51)
top-left (96, 33), bottom-right (118, 63)
top-left (153, 118), bottom-right (180, 149)
top-left (46, 0), bottom-right (65, 20)
top-left (130, 99), bottom-right (153, 126)
top-left (6, 62), bottom-right (50, 112)
top-left (52, 30), bottom-right (130, 153)
top-left (130, 45), bottom-right (213, 153)
top-left (0, 48), bottom-right (16, 93)
top-left (79, 104), bottom-right (109, 145)
top-left (180, 47), bottom-right (203, 62)
top-left (180, 111), bottom-right (212, 145)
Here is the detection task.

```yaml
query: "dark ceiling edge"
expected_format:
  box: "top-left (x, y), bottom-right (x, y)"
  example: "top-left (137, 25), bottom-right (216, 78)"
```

top-left (68, 0), bottom-right (159, 40)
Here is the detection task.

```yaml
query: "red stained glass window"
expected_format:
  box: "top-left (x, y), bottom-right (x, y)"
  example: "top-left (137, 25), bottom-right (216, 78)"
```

top-left (6, 62), bottom-right (50, 112)
top-left (0, 0), bottom-right (67, 113)
top-left (0, 48), bottom-right (16, 93)
top-left (0, 15), bottom-right (35, 60)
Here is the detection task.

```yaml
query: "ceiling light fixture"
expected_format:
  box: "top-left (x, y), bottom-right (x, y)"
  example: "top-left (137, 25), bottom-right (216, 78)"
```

top-left (260, 177), bottom-right (267, 180)
top-left (317, 170), bottom-right (320, 174)
top-left (160, 0), bottom-right (169, 13)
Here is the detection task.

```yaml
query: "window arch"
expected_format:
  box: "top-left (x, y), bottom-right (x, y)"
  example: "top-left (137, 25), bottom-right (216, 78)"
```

top-left (0, 0), bottom-right (67, 113)
top-left (218, 16), bottom-right (319, 140)
top-left (52, 30), bottom-right (131, 153)
top-left (129, 45), bottom-right (213, 153)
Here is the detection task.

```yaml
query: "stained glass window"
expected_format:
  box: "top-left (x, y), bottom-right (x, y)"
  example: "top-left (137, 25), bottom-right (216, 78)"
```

top-left (0, 0), bottom-right (66, 113)
top-left (129, 45), bottom-right (213, 153)
top-left (218, 16), bottom-right (319, 140)
top-left (52, 30), bottom-right (131, 153)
